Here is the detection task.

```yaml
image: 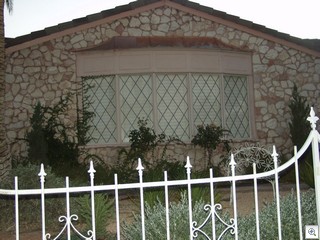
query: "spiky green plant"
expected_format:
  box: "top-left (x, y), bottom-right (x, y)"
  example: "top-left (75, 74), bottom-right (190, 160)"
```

top-left (75, 193), bottom-right (114, 239)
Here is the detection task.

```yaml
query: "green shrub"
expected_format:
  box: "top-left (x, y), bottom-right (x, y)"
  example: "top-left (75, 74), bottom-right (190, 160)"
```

top-left (122, 190), bottom-right (316, 240)
top-left (0, 164), bottom-right (66, 231)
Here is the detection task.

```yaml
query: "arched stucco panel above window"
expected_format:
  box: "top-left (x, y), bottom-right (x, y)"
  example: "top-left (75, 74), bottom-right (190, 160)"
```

top-left (76, 36), bottom-right (252, 76)
top-left (77, 48), bottom-right (252, 76)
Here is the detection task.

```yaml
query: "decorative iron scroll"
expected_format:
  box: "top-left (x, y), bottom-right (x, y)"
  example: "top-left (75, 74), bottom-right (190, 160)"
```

top-left (45, 214), bottom-right (93, 240)
top-left (192, 203), bottom-right (235, 240)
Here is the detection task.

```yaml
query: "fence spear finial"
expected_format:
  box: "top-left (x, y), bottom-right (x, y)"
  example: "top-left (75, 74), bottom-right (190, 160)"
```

top-left (136, 158), bottom-right (144, 171)
top-left (307, 107), bottom-right (319, 130)
top-left (184, 156), bottom-right (192, 169)
top-left (88, 161), bottom-right (96, 179)
top-left (38, 163), bottom-right (47, 183)
top-left (184, 156), bottom-right (192, 174)
top-left (272, 145), bottom-right (279, 164)
top-left (229, 154), bottom-right (236, 166)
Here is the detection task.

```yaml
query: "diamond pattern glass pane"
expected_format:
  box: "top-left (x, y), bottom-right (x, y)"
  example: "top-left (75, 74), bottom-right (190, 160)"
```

top-left (120, 74), bottom-right (153, 142)
top-left (224, 75), bottom-right (250, 138)
top-left (192, 74), bottom-right (221, 127)
top-left (156, 74), bottom-right (189, 140)
top-left (83, 76), bottom-right (117, 144)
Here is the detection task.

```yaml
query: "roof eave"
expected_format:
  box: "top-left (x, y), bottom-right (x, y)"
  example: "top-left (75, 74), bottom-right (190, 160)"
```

top-left (5, 0), bottom-right (320, 57)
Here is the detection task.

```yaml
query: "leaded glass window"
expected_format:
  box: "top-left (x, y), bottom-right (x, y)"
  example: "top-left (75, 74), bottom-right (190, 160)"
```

top-left (192, 73), bottom-right (221, 127)
top-left (83, 73), bottom-right (250, 145)
top-left (119, 74), bottom-right (153, 142)
top-left (85, 75), bottom-right (117, 144)
top-left (157, 74), bottom-right (189, 140)
top-left (224, 75), bottom-right (250, 138)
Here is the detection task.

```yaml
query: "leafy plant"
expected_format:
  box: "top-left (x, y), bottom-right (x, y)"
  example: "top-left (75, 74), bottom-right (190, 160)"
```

top-left (288, 84), bottom-right (313, 187)
top-left (192, 123), bottom-right (230, 167)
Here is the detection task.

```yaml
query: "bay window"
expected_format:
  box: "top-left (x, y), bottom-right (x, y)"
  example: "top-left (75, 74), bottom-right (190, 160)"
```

top-left (83, 72), bottom-right (250, 144)
top-left (77, 48), bottom-right (253, 145)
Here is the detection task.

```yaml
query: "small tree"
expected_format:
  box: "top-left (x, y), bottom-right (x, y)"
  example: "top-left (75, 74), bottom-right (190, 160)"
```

top-left (129, 118), bottom-right (165, 162)
top-left (289, 84), bottom-right (310, 149)
top-left (117, 118), bottom-right (185, 183)
top-left (192, 123), bottom-right (230, 168)
top-left (77, 83), bottom-right (95, 146)
top-left (288, 84), bottom-right (313, 187)
top-left (25, 102), bottom-right (48, 165)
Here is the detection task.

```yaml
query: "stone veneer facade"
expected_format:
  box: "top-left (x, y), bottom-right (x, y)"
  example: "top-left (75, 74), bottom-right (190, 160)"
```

top-left (5, 3), bottom-right (320, 169)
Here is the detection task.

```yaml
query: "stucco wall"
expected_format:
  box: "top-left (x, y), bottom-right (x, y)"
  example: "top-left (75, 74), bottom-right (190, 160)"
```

top-left (5, 6), bottom-right (320, 168)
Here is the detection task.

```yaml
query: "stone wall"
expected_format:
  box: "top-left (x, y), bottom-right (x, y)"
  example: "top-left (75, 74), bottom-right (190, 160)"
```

top-left (5, 6), bottom-right (320, 167)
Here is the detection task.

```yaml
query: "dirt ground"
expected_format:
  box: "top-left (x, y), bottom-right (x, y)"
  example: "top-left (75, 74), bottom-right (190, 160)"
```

top-left (0, 183), bottom-right (309, 240)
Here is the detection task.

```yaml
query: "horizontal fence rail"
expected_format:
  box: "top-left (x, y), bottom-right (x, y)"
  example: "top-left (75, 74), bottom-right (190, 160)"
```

top-left (0, 107), bottom-right (320, 240)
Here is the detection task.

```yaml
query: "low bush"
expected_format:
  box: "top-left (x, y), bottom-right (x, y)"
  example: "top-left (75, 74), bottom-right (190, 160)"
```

top-left (121, 193), bottom-right (224, 239)
top-left (237, 190), bottom-right (316, 239)
top-left (122, 190), bottom-right (316, 239)
top-left (0, 164), bottom-right (114, 236)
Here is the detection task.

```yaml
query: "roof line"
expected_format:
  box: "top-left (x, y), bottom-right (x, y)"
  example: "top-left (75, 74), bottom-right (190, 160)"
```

top-left (167, 1), bottom-right (320, 57)
top-left (6, 1), bottom-right (164, 54)
top-left (5, 0), bottom-right (320, 57)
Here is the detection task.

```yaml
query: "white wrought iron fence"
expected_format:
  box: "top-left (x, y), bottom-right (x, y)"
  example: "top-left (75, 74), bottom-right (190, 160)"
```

top-left (1, 107), bottom-right (320, 240)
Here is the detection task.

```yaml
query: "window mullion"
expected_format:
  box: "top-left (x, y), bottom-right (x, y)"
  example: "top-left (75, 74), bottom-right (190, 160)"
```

top-left (247, 76), bottom-right (253, 139)
top-left (115, 75), bottom-right (121, 144)
top-left (152, 73), bottom-right (159, 134)
top-left (220, 74), bottom-right (226, 130)
top-left (187, 73), bottom-right (194, 140)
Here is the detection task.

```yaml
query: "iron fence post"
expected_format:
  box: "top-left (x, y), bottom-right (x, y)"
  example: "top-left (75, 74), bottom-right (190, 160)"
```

top-left (308, 107), bottom-right (320, 227)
